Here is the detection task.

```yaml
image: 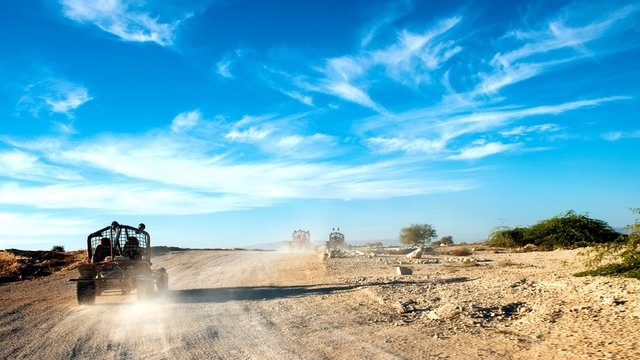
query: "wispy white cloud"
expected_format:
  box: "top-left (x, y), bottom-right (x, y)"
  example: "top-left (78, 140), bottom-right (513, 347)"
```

top-left (363, 96), bottom-right (629, 156)
top-left (0, 150), bottom-right (81, 182)
top-left (323, 81), bottom-right (385, 113)
top-left (367, 137), bottom-right (446, 155)
top-left (449, 141), bottom-right (519, 160)
top-left (601, 130), bottom-right (640, 141)
top-left (360, 0), bottom-right (412, 48)
top-left (282, 91), bottom-right (314, 106)
top-left (369, 17), bottom-right (462, 85)
top-left (271, 133), bottom-right (337, 159)
top-left (53, 121), bottom-right (78, 135)
top-left (477, 5), bottom-right (639, 94)
top-left (45, 86), bottom-right (92, 115)
top-left (1, 122), bottom-right (472, 217)
top-left (171, 110), bottom-right (202, 133)
top-left (19, 79), bottom-right (92, 118)
top-left (275, 134), bottom-right (332, 149)
top-left (500, 123), bottom-right (562, 137)
top-left (225, 127), bottom-right (273, 142)
top-left (60, 0), bottom-right (187, 46)
top-left (0, 212), bottom-right (89, 240)
top-left (216, 58), bottom-right (234, 79)
top-left (255, 65), bottom-right (317, 107)
top-left (279, 16), bottom-right (462, 112)
top-left (0, 182), bottom-right (256, 215)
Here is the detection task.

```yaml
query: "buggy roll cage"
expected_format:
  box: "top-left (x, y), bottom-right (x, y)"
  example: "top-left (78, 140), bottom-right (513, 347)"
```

top-left (87, 221), bottom-right (150, 262)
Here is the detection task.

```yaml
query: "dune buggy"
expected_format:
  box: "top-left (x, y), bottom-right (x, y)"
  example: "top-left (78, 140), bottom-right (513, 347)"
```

top-left (70, 221), bottom-right (168, 305)
top-left (326, 228), bottom-right (346, 249)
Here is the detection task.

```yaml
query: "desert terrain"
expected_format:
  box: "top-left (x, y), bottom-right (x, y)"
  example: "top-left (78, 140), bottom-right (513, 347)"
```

top-left (1, 247), bottom-right (639, 359)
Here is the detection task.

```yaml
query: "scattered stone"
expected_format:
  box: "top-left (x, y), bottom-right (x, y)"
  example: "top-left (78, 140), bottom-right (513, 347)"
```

top-left (406, 248), bottom-right (423, 259)
top-left (426, 311), bottom-right (440, 320)
top-left (395, 299), bottom-right (417, 314)
top-left (435, 304), bottom-right (460, 320)
top-left (323, 248), bottom-right (354, 259)
top-left (601, 297), bottom-right (626, 306)
top-left (396, 266), bottom-right (413, 275)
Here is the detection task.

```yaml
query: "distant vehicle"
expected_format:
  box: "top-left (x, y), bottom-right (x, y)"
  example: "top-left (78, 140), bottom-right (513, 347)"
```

top-left (326, 228), bottom-right (346, 249)
top-left (292, 229), bottom-right (311, 246)
top-left (292, 229), bottom-right (310, 243)
top-left (283, 229), bottom-right (313, 251)
top-left (70, 221), bottom-right (168, 305)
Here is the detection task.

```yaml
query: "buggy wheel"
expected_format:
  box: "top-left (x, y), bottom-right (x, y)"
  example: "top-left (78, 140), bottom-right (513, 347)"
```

top-left (76, 281), bottom-right (96, 305)
top-left (156, 268), bottom-right (168, 294)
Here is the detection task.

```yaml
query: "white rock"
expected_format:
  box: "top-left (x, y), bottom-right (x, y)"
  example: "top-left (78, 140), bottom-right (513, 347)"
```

top-left (406, 248), bottom-right (423, 259)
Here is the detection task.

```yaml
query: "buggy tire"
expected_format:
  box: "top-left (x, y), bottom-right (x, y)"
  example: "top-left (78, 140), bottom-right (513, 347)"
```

top-left (77, 281), bottom-right (96, 305)
top-left (156, 268), bottom-right (168, 294)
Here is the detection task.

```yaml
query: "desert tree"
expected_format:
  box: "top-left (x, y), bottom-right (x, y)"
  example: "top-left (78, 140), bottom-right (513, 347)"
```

top-left (399, 224), bottom-right (437, 247)
top-left (439, 235), bottom-right (454, 245)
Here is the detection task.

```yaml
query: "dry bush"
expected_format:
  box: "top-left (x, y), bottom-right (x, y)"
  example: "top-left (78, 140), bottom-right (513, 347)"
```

top-left (497, 259), bottom-right (518, 267)
top-left (0, 251), bottom-right (23, 276)
top-left (443, 260), bottom-right (478, 269)
top-left (449, 247), bottom-right (472, 256)
top-left (460, 260), bottom-right (479, 267)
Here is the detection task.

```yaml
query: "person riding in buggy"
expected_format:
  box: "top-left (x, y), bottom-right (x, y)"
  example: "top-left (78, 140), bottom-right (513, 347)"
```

top-left (70, 221), bottom-right (168, 305)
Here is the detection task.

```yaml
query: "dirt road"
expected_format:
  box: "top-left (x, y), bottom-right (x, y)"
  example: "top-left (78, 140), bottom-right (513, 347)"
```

top-left (1, 249), bottom-right (639, 359)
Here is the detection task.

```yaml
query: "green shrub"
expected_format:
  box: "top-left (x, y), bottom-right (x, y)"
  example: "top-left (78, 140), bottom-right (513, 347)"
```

top-left (525, 211), bottom-right (619, 248)
top-left (576, 263), bottom-right (640, 279)
top-left (486, 226), bottom-right (526, 248)
top-left (486, 211), bottom-right (620, 249)
top-left (51, 245), bottom-right (65, 253)
top-left (578, 209), bottom-right (640, 279)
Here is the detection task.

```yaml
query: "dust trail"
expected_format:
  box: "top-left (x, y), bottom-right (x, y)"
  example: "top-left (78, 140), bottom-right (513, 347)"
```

top-left (25, 251), bottom-right (317, 359)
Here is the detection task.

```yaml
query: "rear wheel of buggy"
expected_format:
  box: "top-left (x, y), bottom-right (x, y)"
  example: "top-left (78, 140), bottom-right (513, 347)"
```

top-left (137, 279), bottom-right (155, 300)
top-left (76, 281), bottom-right (96, 305)
top-left (156, 268), bottom-right (168, 294)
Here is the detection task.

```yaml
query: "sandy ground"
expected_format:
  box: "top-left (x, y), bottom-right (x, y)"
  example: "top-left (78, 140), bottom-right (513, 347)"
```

top-left (1, 248), bottom-right (639, 359)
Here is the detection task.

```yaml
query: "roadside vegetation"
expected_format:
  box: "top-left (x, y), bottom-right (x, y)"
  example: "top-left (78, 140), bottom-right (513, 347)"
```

top-left (432, 235), bottom-right (454, 247)
top-left (486, 211), bottom-right (621, 250)
top-left (399, 224), bottom-right (437, 246)
top-left (483, 209), bottom-right (639, 279)
top-left (0, 249), bottom-right (84, 283)
top-left (577, 209), bottom-right (640, 279)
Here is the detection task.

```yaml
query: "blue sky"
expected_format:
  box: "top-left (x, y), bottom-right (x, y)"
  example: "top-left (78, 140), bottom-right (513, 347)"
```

top-left (1, 0), bottom-right (639, 250)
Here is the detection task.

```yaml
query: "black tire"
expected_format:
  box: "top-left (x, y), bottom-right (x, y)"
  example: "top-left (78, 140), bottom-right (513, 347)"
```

top-left (76, 281), bottom-right (96, 305)
top-left (156, 269), bottom-right (168, 294)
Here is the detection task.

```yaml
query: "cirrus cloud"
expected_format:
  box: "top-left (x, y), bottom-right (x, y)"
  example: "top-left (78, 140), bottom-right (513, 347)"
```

top-left (60, 0), bottom-right (190, 46)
